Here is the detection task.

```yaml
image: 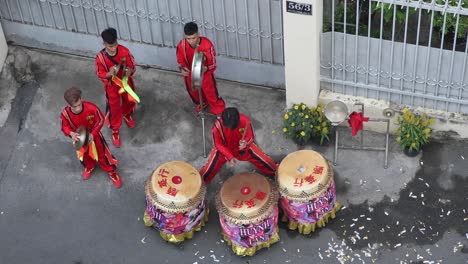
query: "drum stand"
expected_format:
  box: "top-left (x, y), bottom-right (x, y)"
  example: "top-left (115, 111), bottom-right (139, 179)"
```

top-left (333, 103), bottom-right (390, 169)
top-left (197, 85), bottom-right (208, 158)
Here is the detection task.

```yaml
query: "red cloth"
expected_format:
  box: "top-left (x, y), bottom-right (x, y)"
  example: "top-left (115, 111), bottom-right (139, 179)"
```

top-left (348, 111), bottom-right (369, 136)
top-left (200, 114), bottom-right (278, 183)
top-left (176, 37), bottom-right (225, 115)
top-left (60, 101), bottom-right (118, 172)
top-left (95, 45), bottom-right (137, 130)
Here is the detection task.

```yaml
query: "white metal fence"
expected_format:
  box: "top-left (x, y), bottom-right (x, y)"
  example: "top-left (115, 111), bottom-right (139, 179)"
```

top-left (0, 0), bottom-right (284, 64)
top-left (321, 0), bottom-right (468, 115)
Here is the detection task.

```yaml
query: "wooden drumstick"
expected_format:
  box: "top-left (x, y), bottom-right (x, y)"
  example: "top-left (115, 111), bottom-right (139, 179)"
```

top-left (239, 122), bottom-right (249, 154)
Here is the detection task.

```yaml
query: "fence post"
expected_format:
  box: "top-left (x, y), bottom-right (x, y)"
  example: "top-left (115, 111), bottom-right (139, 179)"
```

top-left (283, 0), bottom-right (322, 107)
top-left (0, 21), bottom-right (7, 73)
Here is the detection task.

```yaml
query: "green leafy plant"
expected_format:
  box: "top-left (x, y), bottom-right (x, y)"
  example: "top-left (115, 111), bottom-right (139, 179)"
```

top-left (395, 108), bottom-right (436, 152)
top-left (282, 103), bottom-right (332, 145)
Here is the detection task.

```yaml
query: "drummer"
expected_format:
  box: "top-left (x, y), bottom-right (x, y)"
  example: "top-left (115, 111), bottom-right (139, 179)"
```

top-left (200, 107), bottom-right (278, 184)
top-left (176, 22), bottom-right (226, 116)
top-left (60, 87), bottom-right (122, 188)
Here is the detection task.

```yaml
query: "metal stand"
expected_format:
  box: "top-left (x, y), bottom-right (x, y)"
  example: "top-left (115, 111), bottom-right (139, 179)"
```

top-left (197, 85), bottom-right (207, 158)
top-left (333, 103), bottom-right (390, 169)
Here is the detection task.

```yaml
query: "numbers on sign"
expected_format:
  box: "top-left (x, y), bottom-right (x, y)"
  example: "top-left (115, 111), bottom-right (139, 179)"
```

top-left (304, 5), bottom-right (311, 12)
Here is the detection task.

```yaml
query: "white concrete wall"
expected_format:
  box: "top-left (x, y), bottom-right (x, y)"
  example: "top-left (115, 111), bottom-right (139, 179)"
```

top-left (0, 22), bottom-right (7, 73)
top-left (283, 0), bottom-right (322, 108)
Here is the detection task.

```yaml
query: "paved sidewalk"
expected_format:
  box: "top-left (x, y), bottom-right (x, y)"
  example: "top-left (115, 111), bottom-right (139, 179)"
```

top-left (0, 46), bottom-right (466, 264)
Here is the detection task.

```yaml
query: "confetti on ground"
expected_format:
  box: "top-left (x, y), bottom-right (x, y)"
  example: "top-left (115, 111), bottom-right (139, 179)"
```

top-left (394, 243), bottom-right (401, 248)
top-left (210, 255), bottom-right (220, 262)
top-left (194, 251), bottom-right (199, 256)
top-left (141, 237), bottom-right (146, 244)
top-left (384, 211), bottom-right (389, 216)
top-left (461, 155), bottom-right (465, 160)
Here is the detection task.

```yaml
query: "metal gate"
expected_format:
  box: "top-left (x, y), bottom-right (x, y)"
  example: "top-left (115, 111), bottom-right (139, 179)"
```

top-left (321, 0), bottom-right (468, 115)
top-left (0, 0), bottom-right (284, 85)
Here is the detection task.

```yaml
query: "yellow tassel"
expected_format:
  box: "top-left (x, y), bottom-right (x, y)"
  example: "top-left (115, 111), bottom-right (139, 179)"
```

top-left (143, 208), bottom-right (209, 243)
top-left (222, 229), bottom-right (280, 257)
top-left (282, 202), bottom-right (342, 235)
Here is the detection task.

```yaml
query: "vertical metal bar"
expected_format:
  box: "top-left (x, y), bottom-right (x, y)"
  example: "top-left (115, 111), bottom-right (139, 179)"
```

top-left (342, 0), bottom-right (347, 94)
top-left (46, 0), bottom-right (58, 28)
top-left (422, 10), bottom-right (435, 109)
top-left (365, 0), bottom-right (371, 98)
top-left (124, 0), bottom-right (133, 40)
top-left (5, 0), bottom-right (13, 21)
top-left (267, 0), bottom-right (273, 64)
top-left (377, 3), bottom-right (384, 100)
top-left (278, 0), bottom-right (284, 65)
top-left (199, 0), bottom-right (206, 36)
top-left (446, 11), bottom-right (460, 112)
top-left (411, 8), bottom-right (422, 106)
top-left (221, 0), bottom-right (230, 57)
top-left (434, 11), bottom-right (447, 110)
top-left (188, 0), bottom-right (193, 21)
top-left (176, 0), bottom-right (183, 43)
top-left (15, 0), bottom-right (25, 23)
top-left (388, 4), bottom-right (397, 102)
top-left (166, 0), bottom-right (174, 46)
top-left (353, 0), bottom-right (359, 96)
top-left (26, 0), bottom-right (36, 25)
top-left (155, 0), bottom-right (165, 46)
top-left (384, 119), bottom-right (389, 169)
top-left (256, 0), bottom-right (263, 62)
top-left (58, 0), bottom-right (68, 30)
top-left (91, 0), bottom-right (100, 35)
top-left (80, 0), bottom-right (90, 33)
top-left (334, 129), bottom-right (339, 165)
top-left (209, 0), bottom-right (219, 50)
top-left (101, 0), bottom-right (110, 28)
top-left (37, 0), bottom-right (47, 26)
top-left (457, 32), bottom-right (468, 113)
top-left (399, 6), bottom-right (409, 105)
top-left (132, 0), bottom-right (143, 42)
top-left (70, 0), bottom-right (78, 32)
top-left (244, 0), bottom-right (252, 60)
top-left (145, 0), bottom-right (154, 44)
top-left (331, 0), bottom-right (335, 92)
top-left (233, 0), bottom-right (241, 58)
top-left (112, 0), bottom-right (121, 38)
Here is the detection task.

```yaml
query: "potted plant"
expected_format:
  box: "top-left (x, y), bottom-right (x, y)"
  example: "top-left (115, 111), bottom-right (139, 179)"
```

top-left (309, 104), bottom-right (332, 145)
top-left (396, 108), bottom-right (435, 157)
top-left (282, 103), bottom-right (332, 145)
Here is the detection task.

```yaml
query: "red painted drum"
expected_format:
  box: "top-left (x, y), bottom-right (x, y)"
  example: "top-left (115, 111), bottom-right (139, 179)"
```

top-left (143, 161), bottom-right (208, 243)
top-left (277, 150), bottom-right (341, 235)
top-left (215, 172), bottom-right (279, 256)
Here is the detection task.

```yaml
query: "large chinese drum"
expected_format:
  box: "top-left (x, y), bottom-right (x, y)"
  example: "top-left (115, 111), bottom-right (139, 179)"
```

top-left (143, 161), bottom-right (208, 243)
top-left (278, 150), bottom-right (341, 235)
top-left (215, 172), bottom-right (279, 256)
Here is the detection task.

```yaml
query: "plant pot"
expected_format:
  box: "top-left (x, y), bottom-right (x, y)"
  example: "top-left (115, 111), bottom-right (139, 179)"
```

top-left (403, 147), bottom-right (421, 157)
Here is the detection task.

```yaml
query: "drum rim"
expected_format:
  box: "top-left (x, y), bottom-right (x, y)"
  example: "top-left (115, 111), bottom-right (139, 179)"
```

top-left (277, 161), bottom-right (334, 202)
top-left (215, 176), bottom-right (279, 225)
top-left (145, 169), bottom-right (207, 214)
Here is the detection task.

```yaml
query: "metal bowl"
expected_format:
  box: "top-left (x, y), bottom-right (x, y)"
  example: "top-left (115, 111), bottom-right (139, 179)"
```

top-left (323, 100), bottom-right (349, 126)
top-left (191, 47), bottom-right (205, 90)
top-left (72, 127), bottom-right (89, 150)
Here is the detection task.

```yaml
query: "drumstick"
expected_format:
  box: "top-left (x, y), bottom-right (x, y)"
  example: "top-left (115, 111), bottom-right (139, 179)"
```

top-left (239, 122), bottom-right (249, 154)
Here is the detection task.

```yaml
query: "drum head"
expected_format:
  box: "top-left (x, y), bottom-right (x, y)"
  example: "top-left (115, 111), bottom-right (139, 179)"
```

top-left (216, 172), bottom-right (278, 225)
top-left (191, 48), bottom-right (205, 89)
top-left (146, 161), bottom-right (205, 213)
top-left (277, 150), bottom-right (332, 201)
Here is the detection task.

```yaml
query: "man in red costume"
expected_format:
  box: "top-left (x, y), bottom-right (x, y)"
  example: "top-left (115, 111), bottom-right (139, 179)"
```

top-left (95, 27), bottom-right (137, 148)
top-left (176, 22), bottom-right (226, 115)
top-left (60, 87), bottom-right (122, 188)
top-left (200, 107), bottom-right (278, 184)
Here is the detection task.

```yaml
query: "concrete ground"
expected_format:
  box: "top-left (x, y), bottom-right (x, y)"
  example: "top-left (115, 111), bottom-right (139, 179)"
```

top-left (0, 46), bottom-right (466, 264)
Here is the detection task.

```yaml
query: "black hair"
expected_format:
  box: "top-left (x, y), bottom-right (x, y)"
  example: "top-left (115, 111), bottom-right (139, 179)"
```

top-left (101, 28), bottom-right (117, 44)
top-left (222, 107), bottom-right (240, 129)
top-left (184, 22), bottom-right (198, 36)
